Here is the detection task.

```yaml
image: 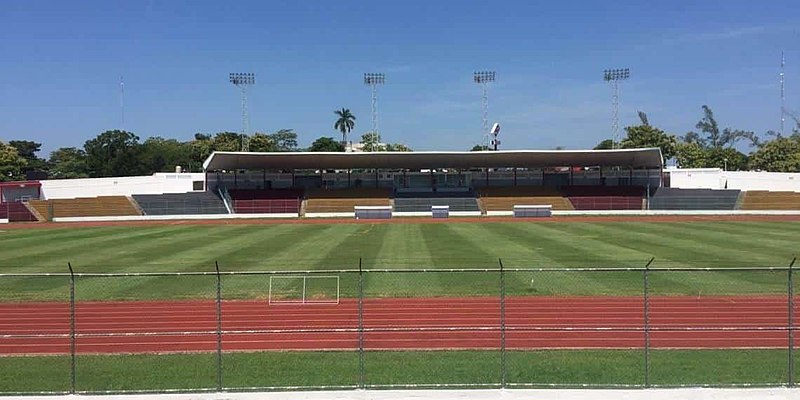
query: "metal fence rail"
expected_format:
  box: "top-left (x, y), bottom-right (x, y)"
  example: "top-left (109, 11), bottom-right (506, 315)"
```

top-left (0, 257), bottom-right (797, 394)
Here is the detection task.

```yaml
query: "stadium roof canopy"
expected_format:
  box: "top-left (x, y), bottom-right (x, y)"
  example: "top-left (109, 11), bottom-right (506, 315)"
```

top-left (203, 148), bottom-right (664, 171)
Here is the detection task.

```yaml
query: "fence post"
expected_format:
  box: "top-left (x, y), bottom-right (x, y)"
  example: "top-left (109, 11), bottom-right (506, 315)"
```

top-left (789, 257), bottom-right (796, 388)
top-left (358, 258), bottom-right (365, 389)
top-left (67, 262), bottom-right (76, 394)
top-left (643, 257), bottom-right (654, 389)
top-left (215, 261), bottom-right (223, 392)
top-left (499, 258), bottom-right (506, 389)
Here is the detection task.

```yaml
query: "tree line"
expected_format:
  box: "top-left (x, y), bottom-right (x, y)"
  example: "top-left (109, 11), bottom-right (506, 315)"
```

top-left (2, 104), bottom-right (799, 182)
top-left (591, 105), bottom-right (800, 173)
top-left (0, 108), bottom-right (414, 181)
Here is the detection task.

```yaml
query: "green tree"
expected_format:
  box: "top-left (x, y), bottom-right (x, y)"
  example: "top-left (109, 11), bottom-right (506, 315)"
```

top-left (675, 142), bottom-right (709, 168)
top-left (360, 132), bottom-right (383, 152)
top-left (748, 136), bottom-right (800, 172)
top-left (706, 147), bottom-right (748, 171)
top-left (470, 145), bottom-right (489, 151)
top-left (189, 133), bottom-right (214, 171)
top-left (0, 141), bottom-right (26, 181)
top-left (8, 140), bottom-right (47, 173)
top-left (83, 130), bottom-right (144, 177)
top-left (48, 147), bottom-right (89, 179)
top-left (334, 108), bottom-right (356, 145)
top-left (212, 132), bottom-right (242, 152)
top-left (620, 125), bottom-right (678, 161)
top-left (139, 137), bottom-right (193, 173)
top-left (685, 105), bottom-right (757, 149)
top-left (308, 137), bottom-right (345, 152)
top-left (385, 143), bottom-right (412, 152)
top-left (248, 133), bottom-right (278, 152)
top-left (268, 129), bottom-right (299, 151)
top-left (593, 139), bottom-right (615, 150)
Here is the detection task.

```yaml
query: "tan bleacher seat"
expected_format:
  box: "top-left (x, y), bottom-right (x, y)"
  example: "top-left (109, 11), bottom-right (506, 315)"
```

top-left (740, 191), bottom-right (800, 210)
top-left (305, 188), bottom-right (392, 213)
top-left (477, 187), bottom-right (574, 211)
top-left (28, 196), bottom-right (141, 219)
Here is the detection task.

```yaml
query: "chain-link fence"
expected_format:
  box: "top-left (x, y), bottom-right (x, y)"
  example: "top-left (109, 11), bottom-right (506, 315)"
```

top-left (0, 258), bottom-right (797, 394)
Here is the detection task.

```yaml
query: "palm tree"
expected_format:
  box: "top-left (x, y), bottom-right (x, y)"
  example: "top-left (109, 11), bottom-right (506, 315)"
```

top-left (333, 108), bottom-right (356, 145)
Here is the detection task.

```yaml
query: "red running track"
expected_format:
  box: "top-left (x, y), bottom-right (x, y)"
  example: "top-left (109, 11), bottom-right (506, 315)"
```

top-left (1, 296), bottom-right (797, 355)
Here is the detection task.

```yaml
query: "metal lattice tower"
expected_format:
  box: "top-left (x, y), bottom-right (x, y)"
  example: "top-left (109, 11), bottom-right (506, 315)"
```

top-left (781, 51), bottom-right (786, 137)
top-left (364, 73), bottom-right (385, 149)
top-left (474, 71), bottom-right (496, 150)
top-left (604, 68), bottom-right (630, 149)
top-left (229, 73), bottom-right (255, 152)
top-left (119, 75), bottom-right (125, 130)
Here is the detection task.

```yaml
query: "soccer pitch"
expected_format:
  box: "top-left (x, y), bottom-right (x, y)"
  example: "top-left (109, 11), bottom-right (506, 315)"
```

top-left (0, 219), bottom-right (797, 300)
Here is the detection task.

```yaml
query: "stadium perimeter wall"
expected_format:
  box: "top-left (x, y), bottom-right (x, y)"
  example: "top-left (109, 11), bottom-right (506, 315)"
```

top-left (668, 168), bottom-right (800, 192)
top-left (40, 173), bottom-right (206, 199)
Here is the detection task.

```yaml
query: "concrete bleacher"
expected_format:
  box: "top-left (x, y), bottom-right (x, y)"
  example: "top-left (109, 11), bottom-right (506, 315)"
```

top-left (132, 192), bottom-right (228, 215)
top-left (649, 188), bottom-right (740, 210)
top-left (561, 185), bottom-right (644, 210)
top-left (740, 191), bottom-right (800, 210)
top-left (0, 202), bottom-right (38, 222)
top-left (305, 188), bottom-right (391, 213)
top-left (477, 187), bottom-right (574, 211)
top-left (228, 189), bottom-right (302, 214)
top-left (393, 190), bottom-right (480, 212)
top-left (28, 196), bottom-right (141, 220)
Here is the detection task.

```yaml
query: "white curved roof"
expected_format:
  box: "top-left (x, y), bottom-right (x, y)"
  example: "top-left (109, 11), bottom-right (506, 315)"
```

top-left (202, 148), bottom-right (663, 171)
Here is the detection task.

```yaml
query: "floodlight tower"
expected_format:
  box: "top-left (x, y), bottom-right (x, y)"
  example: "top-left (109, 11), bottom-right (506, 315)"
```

top-left (780, 51), bottom-right (786, 136)
top-left (603, 68), bottom-right (630, 149)
top-left (364, 73), bottom-right (385, 148)
top-left (229, 73), bottom-right (255, 152)
top-left (474, 71), bottom-right (496, 150)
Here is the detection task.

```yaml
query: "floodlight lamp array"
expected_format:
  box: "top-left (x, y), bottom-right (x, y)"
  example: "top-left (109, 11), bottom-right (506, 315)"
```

top-left (229, 73), bottom-right (255, 86)
top-left (473, 71), bottom-right (496, 83)
top-left (603, 69), bottom-right (630, 81)
top-left (364, 73), bottom-right (385, 85)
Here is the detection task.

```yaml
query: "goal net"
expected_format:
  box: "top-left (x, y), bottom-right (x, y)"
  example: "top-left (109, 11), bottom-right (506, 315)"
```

top-left (268, 275), bottom-right (340, 304)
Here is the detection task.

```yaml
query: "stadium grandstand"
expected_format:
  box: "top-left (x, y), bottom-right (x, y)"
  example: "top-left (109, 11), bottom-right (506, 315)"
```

top-left (5, 147), bottom-right (800, 223)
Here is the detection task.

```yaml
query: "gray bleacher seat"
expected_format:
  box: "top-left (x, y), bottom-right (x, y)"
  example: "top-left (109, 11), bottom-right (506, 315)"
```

top-left (649, 188), bottom-right (740, 210)
top-left (393, 190), bottom-right (480, 212)
top-left (132, 192), bottom-right (228, 215)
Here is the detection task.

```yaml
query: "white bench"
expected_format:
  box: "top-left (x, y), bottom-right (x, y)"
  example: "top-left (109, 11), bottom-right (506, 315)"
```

top-left (513, 205), bottom-right (553, 218)
top-left (354, 205), bottom-right (392, 219)
top-left (431, 205), bottom-right (449, 219)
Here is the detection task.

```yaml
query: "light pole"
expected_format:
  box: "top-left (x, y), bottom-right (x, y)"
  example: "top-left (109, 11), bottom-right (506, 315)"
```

top-left (364, 73), bottom-right (385, 150)
top-left (603, 68), bottom-right (630, 149)
top-left (474, 71), bottom-right (496, 150)
top-left (229, 73), bottom-right (255, 152)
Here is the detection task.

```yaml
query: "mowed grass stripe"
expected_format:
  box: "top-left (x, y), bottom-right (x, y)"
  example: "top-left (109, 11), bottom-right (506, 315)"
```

top-left (0, 226), bottom-right (198, 268)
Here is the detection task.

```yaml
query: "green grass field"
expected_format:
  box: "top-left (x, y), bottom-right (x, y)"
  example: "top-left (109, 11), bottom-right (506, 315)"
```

top-left (1, 219), bottom-right (799, 393)
top-left (0, 220), bottom-right (797, 300)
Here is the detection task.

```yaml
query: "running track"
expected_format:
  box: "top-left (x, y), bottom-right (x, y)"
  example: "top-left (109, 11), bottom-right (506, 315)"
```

top-left (0, 296), bottom-right (797, 355)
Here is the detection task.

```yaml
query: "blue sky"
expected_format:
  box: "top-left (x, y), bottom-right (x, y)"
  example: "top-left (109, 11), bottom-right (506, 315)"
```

top-left (0, 0), bottom-right (798, 155)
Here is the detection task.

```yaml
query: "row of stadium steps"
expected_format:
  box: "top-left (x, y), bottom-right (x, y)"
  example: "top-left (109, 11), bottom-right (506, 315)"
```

top-left (648, 188), bottom-right (740, 210)
top-left (304, 188), bottom-right (392, 213)
top-left (132, 192), bottom-right (228, 215)
top-left (393, 189), bottom-right (481, 212)
top-left (228, 189), bottom-right (302, 214)
top-left (0, 202), bottom-right (38, 222)
top-left (27, 196), bottom-right (141, 220)
top-left (477, 187), bottom-right (575, 211)
top-left (562, 185), bottom-right (645, 210)
top-left (740, 190), bottom-right (800, 210)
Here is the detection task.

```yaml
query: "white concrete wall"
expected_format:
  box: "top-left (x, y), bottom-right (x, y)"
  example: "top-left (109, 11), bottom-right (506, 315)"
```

top-left (40, 173), bottom-right (206, 200)
top-left (667, 168), bottom-right (800, 192)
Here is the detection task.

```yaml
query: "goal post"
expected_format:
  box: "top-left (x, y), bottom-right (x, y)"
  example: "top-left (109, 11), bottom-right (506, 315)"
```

top-left (268, 275), bottom-right (340, 304)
